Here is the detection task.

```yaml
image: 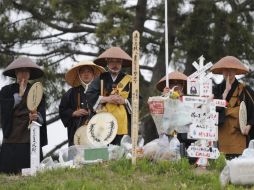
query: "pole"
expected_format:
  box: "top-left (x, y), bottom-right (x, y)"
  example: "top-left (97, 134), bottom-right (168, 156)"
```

top-left (165, 0), bottom-right (169, 87)
top-left (131, 30), bottom-right (140, 165)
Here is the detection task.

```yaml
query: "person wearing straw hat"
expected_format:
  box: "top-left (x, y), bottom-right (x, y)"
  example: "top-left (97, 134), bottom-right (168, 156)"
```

top-left (59, 61), bottom-right (105, 146)
top-left (156, 71), bottom-right (195, 156)
top-left (87, 47), bottom-right (133, 145)
top-left (211, 56), bottom-right (254, 159)
top-left (156, 71), bottom-right (187, 96)
top-left (0, 57), bottom-right (47, 174)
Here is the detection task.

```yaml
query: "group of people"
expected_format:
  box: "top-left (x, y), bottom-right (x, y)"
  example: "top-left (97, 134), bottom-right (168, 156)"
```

top-left (0, 46), bottom-right (254, 174)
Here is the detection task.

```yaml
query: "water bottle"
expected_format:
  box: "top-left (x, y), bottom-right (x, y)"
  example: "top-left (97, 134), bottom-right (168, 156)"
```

top-left (169, 134), bottom-right (181, 160)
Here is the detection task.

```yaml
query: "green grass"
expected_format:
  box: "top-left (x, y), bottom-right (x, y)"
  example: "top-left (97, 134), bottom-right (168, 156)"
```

top-left (0, 157), bottom-right (253, 190)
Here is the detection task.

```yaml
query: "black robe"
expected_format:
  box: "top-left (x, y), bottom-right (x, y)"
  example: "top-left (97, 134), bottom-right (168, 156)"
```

top-left (86, 71), bottom-right (132, 144)
top-left (0, 83), bottom-right (47, 174)
top-left (59, 85), bottom-right (92, 146)
top-left (213, 79), bottom-right (254, 144)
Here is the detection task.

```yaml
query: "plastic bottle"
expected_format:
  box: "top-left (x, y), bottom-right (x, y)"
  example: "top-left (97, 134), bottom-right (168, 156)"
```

top-left (169, 134), bottom-right (181, 160)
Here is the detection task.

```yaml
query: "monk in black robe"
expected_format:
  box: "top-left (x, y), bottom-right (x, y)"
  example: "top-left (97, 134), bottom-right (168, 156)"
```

top-left (0, 57), bottom-right (47, 174)
top-left (87, 47), bottom-right (132, 145)
top-left (211, 56), bottom-right (254, 159)
top-left (59, 61), bottom-right (105, 146)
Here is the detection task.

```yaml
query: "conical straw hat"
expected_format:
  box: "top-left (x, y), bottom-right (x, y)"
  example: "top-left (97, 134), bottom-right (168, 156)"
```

top-left (74, 125), bottom-right (91, 146)
top-left (94, 47), bottom-right (132, 67)
top-left (87, 112), bottom-right (118, 146)
top-left (3, 57), bottom-right (44, 80)
top-left (65, 60), bottom-right (105, 87)
top-left (210, 56), bottom-right (249, 75)
top-left (156, 71), bottom-right (187, 92)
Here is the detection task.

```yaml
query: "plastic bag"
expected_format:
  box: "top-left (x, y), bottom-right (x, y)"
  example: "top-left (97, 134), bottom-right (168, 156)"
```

top-left (143, 138), bottom-right (160, 160)
top-left (108, 144), bottom-right (125, 160)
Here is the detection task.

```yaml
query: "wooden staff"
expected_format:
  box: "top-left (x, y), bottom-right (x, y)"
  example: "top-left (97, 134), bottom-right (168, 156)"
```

top-left (131, 30), bottom-right (140, 165)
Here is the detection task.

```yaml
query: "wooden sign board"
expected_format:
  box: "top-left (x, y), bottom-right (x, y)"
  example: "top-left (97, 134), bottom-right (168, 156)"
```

top-left (131, 30), bottom-right (140, 165)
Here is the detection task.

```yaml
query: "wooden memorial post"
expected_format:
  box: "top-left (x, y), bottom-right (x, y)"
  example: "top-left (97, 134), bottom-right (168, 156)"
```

top-left (183, 56), bottom-right (226, 167)
top-left (131, 30), bottom-right (140, 165)
top-left (22, 82), bottom-right (43, 176)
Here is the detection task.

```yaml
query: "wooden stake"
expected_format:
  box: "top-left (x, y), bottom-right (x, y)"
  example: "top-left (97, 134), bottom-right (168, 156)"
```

top-left (131, 30), bottom-right (140, 165)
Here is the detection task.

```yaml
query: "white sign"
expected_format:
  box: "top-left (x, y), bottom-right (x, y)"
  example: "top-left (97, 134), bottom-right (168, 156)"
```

top-left (30, 121), bottom-right (41, 170)
top-left (188, 123), bottom-right (218, 141)
top-left (213, 99), bottom-right (227, 107)
top-left (188, 62), bottom-right (213, 80)
top-left (200, 79), bottom-right (213, 97)
top-left (190, 108), bottom-right (218, 125)
top-left (187, 145), bottom-right (220, 159)
top-left (182, 96), bottom-right (207, 104)
top-left (22, 121), bottom-right (41, 176)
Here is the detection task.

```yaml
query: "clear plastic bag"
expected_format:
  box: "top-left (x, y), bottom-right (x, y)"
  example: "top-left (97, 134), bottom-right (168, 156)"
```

top-left (108, 144), bottom-right (125, 160)
top-left (143, 138), bottom-right (160, 160)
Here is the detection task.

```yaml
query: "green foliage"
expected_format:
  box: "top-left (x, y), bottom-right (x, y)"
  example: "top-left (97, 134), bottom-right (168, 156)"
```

top-left (208, 153), bottom-right (227, 172)
top-left (96, 0), bottom-right (133, 47)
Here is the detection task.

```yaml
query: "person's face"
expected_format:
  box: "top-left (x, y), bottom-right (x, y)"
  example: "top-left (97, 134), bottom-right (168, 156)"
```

top-left (107, 58), bottom-right (122, 75)
top-left (15, 68), bottom-right (30, 84)
top-left (79, 66), bottom-right (94, 83)
top-left (223, 69), bottom-right (236, 84)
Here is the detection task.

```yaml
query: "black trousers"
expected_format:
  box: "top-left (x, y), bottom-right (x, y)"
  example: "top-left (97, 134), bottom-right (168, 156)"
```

top-left (111, 135), bottom-right (124, 146)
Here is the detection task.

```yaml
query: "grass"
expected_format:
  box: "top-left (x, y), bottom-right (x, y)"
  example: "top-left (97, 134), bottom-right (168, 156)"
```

top-left (0, 156), bottom-right (253, 190)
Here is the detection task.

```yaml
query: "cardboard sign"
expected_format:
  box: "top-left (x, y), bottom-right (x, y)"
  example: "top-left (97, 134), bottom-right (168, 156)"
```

top-left (187, 145), bottom-right (220, 159)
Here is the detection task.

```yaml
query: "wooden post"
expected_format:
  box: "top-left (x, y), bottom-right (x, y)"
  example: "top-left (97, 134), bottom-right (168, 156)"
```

top-left (131, 30), bottom-right (140, 165)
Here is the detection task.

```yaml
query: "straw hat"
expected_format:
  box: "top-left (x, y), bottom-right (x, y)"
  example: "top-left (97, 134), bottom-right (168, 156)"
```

top-left (65, 60), bottom-right (105, 87)
top-left (156, 71), bottom-right (187, 92)
top-left (210, 56), bottom-right (249, 75)
top-left (74, 125), bottom-right (91, 146)
top-left (87, 112), bottom-right (118, 146)
top-left (94, 47), bottom-right (132, 67)
top-left (3, 57), bottom-right (44, 80)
